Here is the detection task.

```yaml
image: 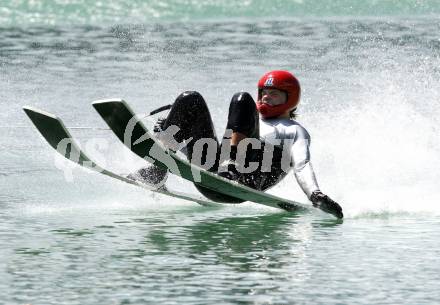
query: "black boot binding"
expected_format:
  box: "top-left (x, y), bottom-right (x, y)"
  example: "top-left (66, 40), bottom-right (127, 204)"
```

top-left (126, 104), bottom-right (173, 188)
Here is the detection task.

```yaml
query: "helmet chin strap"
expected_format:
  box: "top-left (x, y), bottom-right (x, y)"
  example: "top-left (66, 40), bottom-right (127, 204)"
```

top-left (289, 108), bottom-right (297, 119)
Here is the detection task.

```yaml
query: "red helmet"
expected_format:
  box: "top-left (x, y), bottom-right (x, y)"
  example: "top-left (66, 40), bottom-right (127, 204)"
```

top-left (257, 70), bottom-right (301, 118)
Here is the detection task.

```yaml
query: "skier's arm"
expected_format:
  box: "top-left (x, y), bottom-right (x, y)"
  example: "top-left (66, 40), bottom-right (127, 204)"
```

top-left (291, 127), bottom-right (343, 218)
top-left (290, 128), bottom-right (320, 199)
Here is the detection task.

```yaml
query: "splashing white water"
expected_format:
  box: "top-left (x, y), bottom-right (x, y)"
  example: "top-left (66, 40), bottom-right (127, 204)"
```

top-left (298, 61), bottom-right (440, 217)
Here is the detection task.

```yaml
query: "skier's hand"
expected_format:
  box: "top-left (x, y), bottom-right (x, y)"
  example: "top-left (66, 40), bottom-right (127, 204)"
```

top-left (218, 159), bottom-right (240, 181)
top-left (310, 191), bottom-right (343, 219)
top-left (153, 117), bottom-right (167, 133)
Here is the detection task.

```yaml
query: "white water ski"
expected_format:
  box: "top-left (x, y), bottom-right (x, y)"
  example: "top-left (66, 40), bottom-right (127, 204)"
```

top-left (22, 106), bottom-right (221, 207)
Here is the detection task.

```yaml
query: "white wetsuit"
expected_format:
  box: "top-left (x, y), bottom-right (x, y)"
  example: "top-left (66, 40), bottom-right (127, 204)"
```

top-left (259, 117), bottom-right (320, 199)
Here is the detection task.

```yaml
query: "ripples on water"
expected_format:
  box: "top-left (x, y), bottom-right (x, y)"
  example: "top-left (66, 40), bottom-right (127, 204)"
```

top-left (1, 17), bottom-right (440, 304)
top-left (3, 205), bottom-right (440, 304)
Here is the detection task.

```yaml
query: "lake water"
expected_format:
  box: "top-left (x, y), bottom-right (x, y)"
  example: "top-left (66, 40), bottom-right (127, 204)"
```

top-left (1, 2), bottom-right (440, 304)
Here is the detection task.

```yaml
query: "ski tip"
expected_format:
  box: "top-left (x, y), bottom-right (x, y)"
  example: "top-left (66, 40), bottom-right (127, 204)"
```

top-left (92, 98), bottom-right (125, 106)
top-left (22, 105), bottom-right (59, 121)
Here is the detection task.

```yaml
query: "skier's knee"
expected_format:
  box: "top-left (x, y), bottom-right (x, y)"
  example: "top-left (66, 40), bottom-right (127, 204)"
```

top-left (174, 91), bottom-right (206, 108)
top-left (230, 92), bottom-right (254, 107)
top-left (227, 92), bottom-right (258, 136)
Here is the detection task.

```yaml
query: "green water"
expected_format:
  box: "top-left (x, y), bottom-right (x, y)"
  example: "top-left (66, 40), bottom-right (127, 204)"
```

top-left (1, 0), bottom-right (439, 25)
top-left (3, 203), bottom-right (440, 305)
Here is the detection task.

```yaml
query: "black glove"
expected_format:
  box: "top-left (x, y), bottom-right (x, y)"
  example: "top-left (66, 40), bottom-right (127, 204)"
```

top-left (153, 117), bottom-right (167, 133)
top-left (218, 159), bottom-right (240, 181)
top-left (310, 191), bottom-right (343, 219)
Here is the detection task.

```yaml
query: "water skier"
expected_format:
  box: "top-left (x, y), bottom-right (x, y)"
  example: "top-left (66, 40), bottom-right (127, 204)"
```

top-left (131, 70), bottom-right (343, 218)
